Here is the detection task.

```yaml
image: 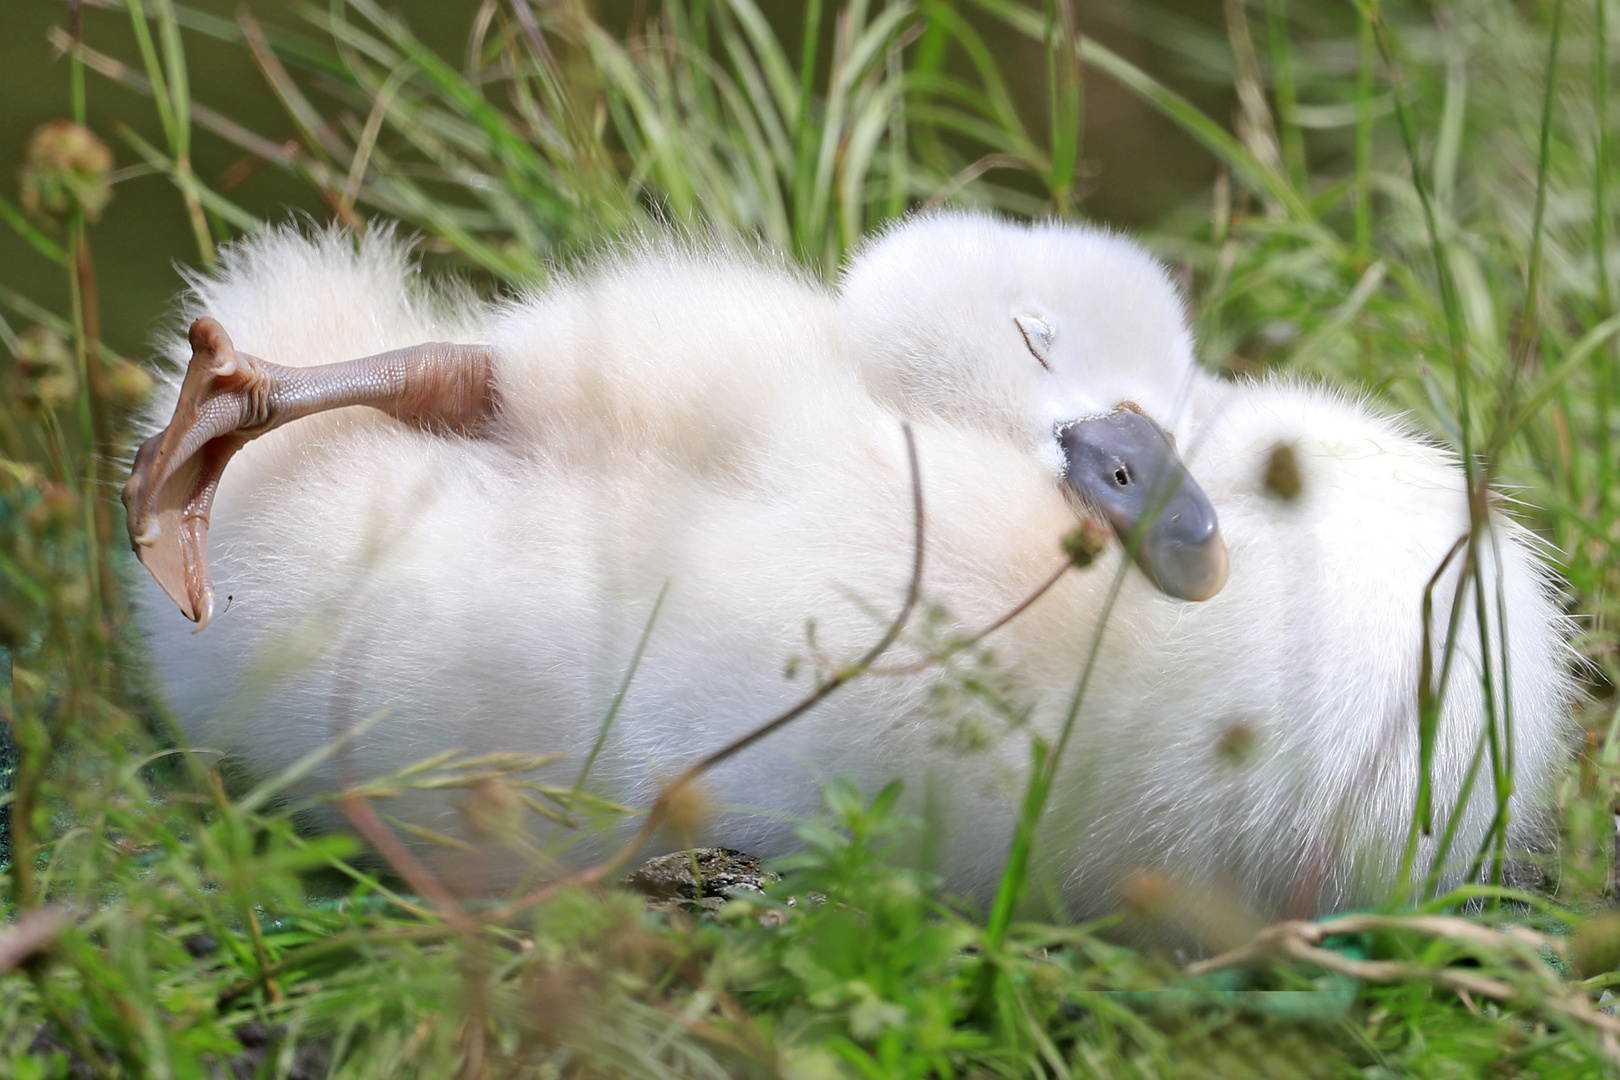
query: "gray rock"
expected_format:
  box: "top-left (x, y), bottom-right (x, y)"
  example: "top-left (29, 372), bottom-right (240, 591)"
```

top-left (624, 848), bottom-right (780, 915)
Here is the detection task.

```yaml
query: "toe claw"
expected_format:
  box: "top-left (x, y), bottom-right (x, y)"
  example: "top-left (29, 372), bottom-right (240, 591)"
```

top-left (125, 318), bottom-right (253, 626)
top-left (125, 317), bottom-right (498, 626)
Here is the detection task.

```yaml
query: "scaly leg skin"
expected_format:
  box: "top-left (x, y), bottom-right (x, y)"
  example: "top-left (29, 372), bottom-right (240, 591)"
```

top-left (123, 316), bottom-right (498, 629)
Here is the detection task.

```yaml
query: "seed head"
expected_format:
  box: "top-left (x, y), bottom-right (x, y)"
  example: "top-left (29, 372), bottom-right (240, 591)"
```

top-left (105, 358), bottom-right (155, 409)
top-left (1263, 441), bottom-right (1303, 501)
top-left (1575, 912), bottom-right (1620, 978)
top-left (1061, 516), bottom-right (1110, 568)
top-left (460, 776), bottom-right (525, 841)
top-left (27, 481), bottom-right (79, 537)
top-left (1215, 721), bottom-right (1258, 765)
top-left (19, 121), bottom-right (114, 223)
top-left (14, 326), bottom-right (76, 412)
top-left (1117, 869), bottom-right (1174, 915)
top-left (657, 777), bottom-right (711, 841)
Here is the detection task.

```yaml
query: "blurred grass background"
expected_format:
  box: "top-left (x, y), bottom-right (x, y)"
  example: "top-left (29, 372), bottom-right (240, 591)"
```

top-left (2, 0), bottom-right (1620, 1075)
top-left (0, 0), bottom-right (1232, 358)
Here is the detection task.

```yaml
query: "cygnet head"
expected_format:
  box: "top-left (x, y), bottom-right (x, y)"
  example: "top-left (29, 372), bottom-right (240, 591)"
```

top-left (840, 211), bottom-right (1227, 601)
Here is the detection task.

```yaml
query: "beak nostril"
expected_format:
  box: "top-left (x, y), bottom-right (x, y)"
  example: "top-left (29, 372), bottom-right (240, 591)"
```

top-left (1114, 466), bottom-right (1131, 486)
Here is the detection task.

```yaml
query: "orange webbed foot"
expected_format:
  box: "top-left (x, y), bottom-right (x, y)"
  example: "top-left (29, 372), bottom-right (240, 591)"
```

top-left (124, 319), bottom-right (499, 629)
top-left (123, 318), bottom-right (272, 629)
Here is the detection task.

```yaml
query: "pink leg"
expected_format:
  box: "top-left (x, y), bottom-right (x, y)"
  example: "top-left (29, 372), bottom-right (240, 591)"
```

top-left (123, 317), bottom-right (498, 629)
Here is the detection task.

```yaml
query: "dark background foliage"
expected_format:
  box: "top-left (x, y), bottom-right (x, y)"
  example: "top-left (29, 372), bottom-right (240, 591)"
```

top-left (0, 0), bottom-right (1235, 359)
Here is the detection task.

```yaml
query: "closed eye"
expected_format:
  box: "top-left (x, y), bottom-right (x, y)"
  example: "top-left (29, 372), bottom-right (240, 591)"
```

top-left (1013, 314), bottom-right (1054, 371)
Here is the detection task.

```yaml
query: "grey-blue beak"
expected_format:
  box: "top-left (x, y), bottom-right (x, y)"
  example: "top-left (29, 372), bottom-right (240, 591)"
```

top-left (1058, 408), bottom-right (1228, 601)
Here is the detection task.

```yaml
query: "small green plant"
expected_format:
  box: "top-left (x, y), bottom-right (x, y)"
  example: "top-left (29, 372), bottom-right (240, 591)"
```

top-left (737, 781), bottom-right (987, 1079)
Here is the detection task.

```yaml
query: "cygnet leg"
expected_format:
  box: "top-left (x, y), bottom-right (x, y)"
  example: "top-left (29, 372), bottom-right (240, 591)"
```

top-left (123, 316), bottom-right (497, 629)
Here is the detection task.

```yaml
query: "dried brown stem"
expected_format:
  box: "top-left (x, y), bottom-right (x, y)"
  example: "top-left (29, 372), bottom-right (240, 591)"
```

top-left (1187, 913), bottom-right (1620, 1061)
top-left (327, 634), bottom-right (478, 940)
top-left (336, 794), bottom-right (478, 937)
top-left (0, 907), bottom-right (71, 972)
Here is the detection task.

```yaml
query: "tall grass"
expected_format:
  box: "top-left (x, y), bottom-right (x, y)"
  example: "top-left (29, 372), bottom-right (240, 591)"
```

top-left (2, 0), bottom-right (1620, 1075)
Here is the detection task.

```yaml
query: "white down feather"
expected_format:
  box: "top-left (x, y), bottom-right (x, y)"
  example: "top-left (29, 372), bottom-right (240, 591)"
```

top-left (133, 213), bottom-right (1575, 919)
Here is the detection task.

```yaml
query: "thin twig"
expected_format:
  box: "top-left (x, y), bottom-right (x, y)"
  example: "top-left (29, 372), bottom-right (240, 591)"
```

top-left (493, 422), bottom-right (927, 921)
top-left (48, 27), bottom-right (301, 168)
top-left (329, 644), bottom-right (478, 937)
top-left (1398, 531), bottom-right (1468, 888)
top-left (1186, 913), bottom-right (1620, 1061)
top-left (872, 559), bottom-right (1070, 676)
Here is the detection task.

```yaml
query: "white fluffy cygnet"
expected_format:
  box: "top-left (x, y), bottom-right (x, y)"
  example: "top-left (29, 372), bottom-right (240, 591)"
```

top-left (130, 212), bottom-right (1575, 921)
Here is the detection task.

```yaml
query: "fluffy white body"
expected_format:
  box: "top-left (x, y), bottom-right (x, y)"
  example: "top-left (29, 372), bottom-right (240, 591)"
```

top-left (135, 214), bottom-right (1574, 919)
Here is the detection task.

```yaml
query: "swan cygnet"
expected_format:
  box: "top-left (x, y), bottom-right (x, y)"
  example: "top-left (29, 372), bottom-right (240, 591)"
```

top-left (125, 213), bottom-right (1575, 920)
